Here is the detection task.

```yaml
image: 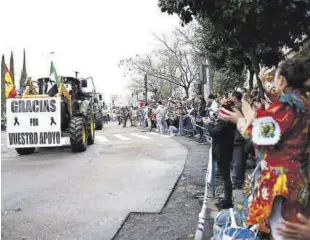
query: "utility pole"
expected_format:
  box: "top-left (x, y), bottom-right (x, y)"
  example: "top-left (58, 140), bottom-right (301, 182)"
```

top-left (202, 59), bottom-right (212, 97)
top-left (144, 74), bottom-right (147, 103)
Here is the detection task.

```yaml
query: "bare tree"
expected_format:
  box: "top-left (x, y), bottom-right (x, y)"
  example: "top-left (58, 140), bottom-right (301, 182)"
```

top-left (120, 28), bottom-right (201, 98)
top-left (152, 33), bottom-right (200, 97)
top-left (128, 74), bottom-right (177, 101)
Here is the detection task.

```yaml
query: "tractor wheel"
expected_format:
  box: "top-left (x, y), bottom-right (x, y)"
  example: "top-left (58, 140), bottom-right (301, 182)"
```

top-left (95, 113), bottom-right (103, 130)
top-left (69, 117), bottom-right (87, 152)
top-left (15, 148), bottom-right (35, 155)
top-left (88, 113), bottom-right (95, 145)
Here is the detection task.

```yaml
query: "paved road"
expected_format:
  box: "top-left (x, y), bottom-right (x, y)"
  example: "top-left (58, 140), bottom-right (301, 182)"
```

top-left (1, 123), bottom-right (187, 240)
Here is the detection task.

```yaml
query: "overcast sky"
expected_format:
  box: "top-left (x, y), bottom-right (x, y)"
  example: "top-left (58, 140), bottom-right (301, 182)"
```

top-left (0, 0), bottom-right (180, 100)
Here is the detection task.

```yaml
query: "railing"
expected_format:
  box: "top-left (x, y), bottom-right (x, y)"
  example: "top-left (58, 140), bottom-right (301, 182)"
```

top-left (181, 117), bottom-right (224, 240)
top-left (194, 137), bottom-right (216, 240)
top-left (178, 115), bottom-right (210, 143)
top-left (178, 115), bottom-right (196, 136)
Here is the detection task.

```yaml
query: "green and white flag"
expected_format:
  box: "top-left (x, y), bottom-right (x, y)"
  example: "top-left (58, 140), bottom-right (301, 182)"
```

top-left (47, 61), bottom-right (60, 96)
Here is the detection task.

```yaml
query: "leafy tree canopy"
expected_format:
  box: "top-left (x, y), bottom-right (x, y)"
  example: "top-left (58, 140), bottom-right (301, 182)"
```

top-left (159, 0), bottom-right (310, 64)
top-left (159, 0), bottom-right (310, 92)
top-left (159, 0), bottom-right (310, 51)
top-left (212, 67), bottom-right (247, 94)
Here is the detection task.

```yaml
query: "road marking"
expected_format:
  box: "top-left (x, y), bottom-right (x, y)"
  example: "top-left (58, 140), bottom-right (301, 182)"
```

top-left (159, 134), bottom-right (171, 138)
top-left (113, 134), bottom-right (131, 141)
top-left (147, 132), bottom-right (170, 138)
top-left (147, 132), bottom-right (159, 136)
top-left (130, 133), bottom-right (151, 140)
top-left (159, 135), bottom-right (170, 138)
top-left (96, 136), bottom-right (110, 142)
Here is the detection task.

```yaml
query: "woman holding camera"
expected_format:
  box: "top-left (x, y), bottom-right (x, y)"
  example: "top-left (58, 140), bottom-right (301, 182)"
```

top-left (220, 59), bottom-right (310, 240)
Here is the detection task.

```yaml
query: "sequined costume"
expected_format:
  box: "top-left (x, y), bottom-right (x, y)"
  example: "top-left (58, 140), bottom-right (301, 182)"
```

top-left (236, 90), bottom-right (310, 225)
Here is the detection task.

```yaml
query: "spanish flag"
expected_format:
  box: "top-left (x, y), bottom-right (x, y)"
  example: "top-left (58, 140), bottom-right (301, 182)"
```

top-left (4, 64), bottom-right (17, 98)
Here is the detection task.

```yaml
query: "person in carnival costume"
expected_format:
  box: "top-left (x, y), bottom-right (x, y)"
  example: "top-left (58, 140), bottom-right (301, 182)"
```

top-left (219, 59), bottom-right (310, 240)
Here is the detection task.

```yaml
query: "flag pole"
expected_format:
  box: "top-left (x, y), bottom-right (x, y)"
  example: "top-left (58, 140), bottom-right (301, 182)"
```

top-left (49, 52), bottom-right (55, 77)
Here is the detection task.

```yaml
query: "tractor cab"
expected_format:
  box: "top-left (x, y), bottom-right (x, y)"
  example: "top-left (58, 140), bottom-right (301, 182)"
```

top-left (62, 77), bottom-right (85, 100)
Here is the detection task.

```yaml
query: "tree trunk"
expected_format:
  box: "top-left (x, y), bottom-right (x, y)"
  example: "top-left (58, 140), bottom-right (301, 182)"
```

top-left (144, 74), bottom-right (148, 102)
top-left (184, 86), bottom-right (189, 98)
top-left (249, 69), bottom-right (254, 91)
top-left (153, 89), bottom-right (158, 101)
top-left (249, 48), bottom-right (264, 97)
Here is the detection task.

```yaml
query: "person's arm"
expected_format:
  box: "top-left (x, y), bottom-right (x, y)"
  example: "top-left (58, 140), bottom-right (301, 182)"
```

top-left (155, 107), bottom-right (159, 115)
top-left (207, 120), bottom-right (225, 139)
top-left (188, 108), bottom-right (195, 116)
top-left (236, 104), bottom-right (295, 146)
top-left (221, 101), bottom-right (296, 146)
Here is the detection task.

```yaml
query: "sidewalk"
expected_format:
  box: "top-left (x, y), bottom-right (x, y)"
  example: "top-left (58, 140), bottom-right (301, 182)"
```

top-left (113, 137), bottom-right (218, 240)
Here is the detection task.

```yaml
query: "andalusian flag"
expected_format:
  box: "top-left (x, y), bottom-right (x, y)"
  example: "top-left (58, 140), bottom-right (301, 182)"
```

top-left (47, 61), bottom-right (60, 96)
top-left (4, 64), bottom-right (17, 98)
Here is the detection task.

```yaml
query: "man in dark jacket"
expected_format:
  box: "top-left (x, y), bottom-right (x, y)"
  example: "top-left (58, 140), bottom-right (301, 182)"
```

top-left (195, 97), bottom-right (206, 143)
top-left (231, 91), bottom-right (246, 190)
top-left (208, 103), bottom-right (236, 209)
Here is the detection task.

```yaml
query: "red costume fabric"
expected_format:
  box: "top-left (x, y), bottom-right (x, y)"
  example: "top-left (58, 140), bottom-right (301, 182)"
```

top-left (237, 90), bottom-right (310, 225)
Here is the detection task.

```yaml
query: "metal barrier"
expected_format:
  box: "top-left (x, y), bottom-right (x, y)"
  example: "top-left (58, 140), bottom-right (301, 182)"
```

top-left (194, 133), bottom-right (214, 240)
top-left (179, 115), bottom-right (196, 135)
top-left (193, 119), bottom-right (225, 240)
top-left (180, 116), bottom-right (211, 144)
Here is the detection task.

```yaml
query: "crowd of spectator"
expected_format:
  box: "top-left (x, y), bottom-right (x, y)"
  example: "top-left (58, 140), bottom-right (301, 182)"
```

top-left (110, 59), bottom-right (310, 240)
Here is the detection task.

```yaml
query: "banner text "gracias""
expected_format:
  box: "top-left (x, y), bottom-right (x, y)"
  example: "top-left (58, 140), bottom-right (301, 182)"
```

top-left (10, 99), bottom-right (57, 113)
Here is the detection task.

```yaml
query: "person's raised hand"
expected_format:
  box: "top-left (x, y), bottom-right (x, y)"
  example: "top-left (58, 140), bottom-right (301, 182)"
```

top-left (253, 100), bottom-right (262, 110)
top-left (218, 107), bottom-right (243, 124)
top-left (259, 66), bottom-right (276, 82)
top-left (277, 213), bottom-right (310, 240)
top-left (242, 100), bottom-right (256, 122)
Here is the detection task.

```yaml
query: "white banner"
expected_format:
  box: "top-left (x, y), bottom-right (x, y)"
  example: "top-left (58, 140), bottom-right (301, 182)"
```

top-left (6, 97), bottom-right (62, 148)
